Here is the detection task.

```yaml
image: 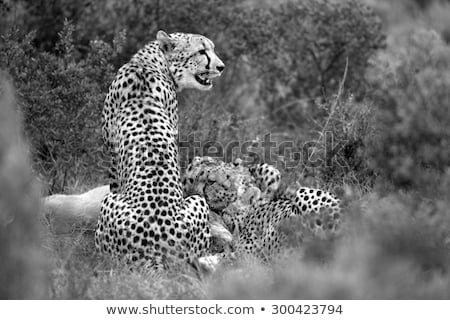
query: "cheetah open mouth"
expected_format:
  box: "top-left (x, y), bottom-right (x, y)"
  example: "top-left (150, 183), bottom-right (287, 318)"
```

top-left (194, 74), bottom-right (212, 86)
top-left (194, 71), bottom-right (221, 87)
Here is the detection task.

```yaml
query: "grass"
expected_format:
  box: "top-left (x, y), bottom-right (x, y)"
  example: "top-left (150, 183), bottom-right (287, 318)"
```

top-left (45, 231), bottom-right (208, 299)
top-left (39, 186), bottom-right (450, 299)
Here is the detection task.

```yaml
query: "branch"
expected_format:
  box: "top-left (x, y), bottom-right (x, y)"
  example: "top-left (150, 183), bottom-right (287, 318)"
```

top-left (310, 56), bottom-right (349, 158)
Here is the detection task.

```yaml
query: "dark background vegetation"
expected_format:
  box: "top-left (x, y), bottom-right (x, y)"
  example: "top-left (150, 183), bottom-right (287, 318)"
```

top-left (1, 0), bottom-right (450, 299)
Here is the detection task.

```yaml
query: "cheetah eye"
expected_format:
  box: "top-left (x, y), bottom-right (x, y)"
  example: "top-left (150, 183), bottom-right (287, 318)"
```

top-left (198, 49), bottom-right (206, 55)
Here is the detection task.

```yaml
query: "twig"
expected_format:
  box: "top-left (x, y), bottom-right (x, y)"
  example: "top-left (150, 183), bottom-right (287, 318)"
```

top-left (269, 97), bottom-right (315, 115)
top-left (310, 56), bottom-right (349, 158)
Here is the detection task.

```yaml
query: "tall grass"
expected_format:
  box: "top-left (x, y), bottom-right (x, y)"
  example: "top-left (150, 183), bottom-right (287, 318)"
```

top-left (207, 192), bottom-right (450, 299)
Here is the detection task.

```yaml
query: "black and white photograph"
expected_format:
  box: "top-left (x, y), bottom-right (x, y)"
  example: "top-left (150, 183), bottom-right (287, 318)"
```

top-left (1, 0), bottom-right (450, 314)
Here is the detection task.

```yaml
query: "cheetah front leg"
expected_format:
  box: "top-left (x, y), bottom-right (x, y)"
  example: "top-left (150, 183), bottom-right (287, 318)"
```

top-left (179, 195), bottom-right (211, 258)
top-left (179, 195), bottom-right (232, 272)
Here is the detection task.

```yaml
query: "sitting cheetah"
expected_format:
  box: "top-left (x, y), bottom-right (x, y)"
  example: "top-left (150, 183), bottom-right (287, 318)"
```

top-left (95, 31), bottom-right (225, 268)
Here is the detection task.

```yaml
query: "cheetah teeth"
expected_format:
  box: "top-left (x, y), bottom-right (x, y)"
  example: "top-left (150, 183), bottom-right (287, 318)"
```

top-left (195, 74), bottom-right (212, 86)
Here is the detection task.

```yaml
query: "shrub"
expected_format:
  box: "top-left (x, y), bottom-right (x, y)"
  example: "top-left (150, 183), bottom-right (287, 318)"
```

top-left (0, 22), bottom-right (125, 192)
top-left (310, 94), bottom-right (377, 190)
top-left (366, 28), bottom-right (450, 193)
top-left (0, 74), bottom-right (47, 298)
top-left (246, 0), bottom-right (385, 124)
top-left (208, 192), bottom-right (450, 299)
top-left (2, 0), bottom-right (385, 192)
top-left (11, 0), bottom-right (385, 122)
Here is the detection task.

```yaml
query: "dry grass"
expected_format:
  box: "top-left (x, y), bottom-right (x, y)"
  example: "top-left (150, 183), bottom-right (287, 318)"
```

top-left (39, 188), bottom-right (450, 300)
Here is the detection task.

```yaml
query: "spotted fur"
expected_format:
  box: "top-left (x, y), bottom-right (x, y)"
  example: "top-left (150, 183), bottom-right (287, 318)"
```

top-left (238, 186), bottom-right (341, 258)
top-left (249, 163), bottom-right (281, 201)
top-left (95, 31), bottom-right (225, 268)
top-left (183, 156), bottom-right (342, 259)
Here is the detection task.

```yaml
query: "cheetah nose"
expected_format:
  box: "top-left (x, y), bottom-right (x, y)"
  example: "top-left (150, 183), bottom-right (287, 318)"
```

top-left (216, 65), bottom-right (225, 73)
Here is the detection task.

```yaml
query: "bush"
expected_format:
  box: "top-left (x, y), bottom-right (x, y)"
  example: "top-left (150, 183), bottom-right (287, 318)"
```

top-left (208, 192), bottom-right (450, 299)
top-left (246, 0), bottom-right (385, 124)
top-left (366, 28), bottom-right (450, 192)
top-left (0, 74), bottom-right (47, 298)
top-left (311, 92), bottom-right (377, 190)
top-left (1, 0), bottom-right (386, 193)
top-left (10, 0), bottom-right (385, 120)
top-left (0, 22), bottom-right (125, 192)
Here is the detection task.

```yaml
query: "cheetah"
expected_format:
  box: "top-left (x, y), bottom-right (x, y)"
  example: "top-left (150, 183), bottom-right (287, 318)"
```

top-left (95, 31), bottom-right (225, 268)
top-left (238, 185), bottom-right (341, 258)
top-left (183, 156), bottom-right (342, 258)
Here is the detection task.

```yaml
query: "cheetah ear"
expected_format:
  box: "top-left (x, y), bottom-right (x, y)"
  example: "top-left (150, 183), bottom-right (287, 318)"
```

top-left (156, 30), bottom-right (175, 53)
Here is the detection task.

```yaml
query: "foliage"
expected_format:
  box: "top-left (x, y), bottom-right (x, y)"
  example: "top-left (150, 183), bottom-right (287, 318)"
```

top-left (0, 75), bottom-right (47, 298)
top-left (366, 28), bottom-right (450, 192)
top-left (308, 93), bottom-right (377, 190)
top-left (0, 22), bottom-right (125, 192)
top-left (246, 0), bottom-right (385, 123)
top-left (12, 0), bottom-right (385, 113)
top-left (208, 192), bottom-right (450, 299)
top-left (0, 0), bottom-right (384, 189)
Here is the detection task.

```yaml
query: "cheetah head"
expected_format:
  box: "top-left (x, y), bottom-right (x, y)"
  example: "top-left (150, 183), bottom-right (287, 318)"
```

top-left (157, 30), bottom-right (225, 91)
